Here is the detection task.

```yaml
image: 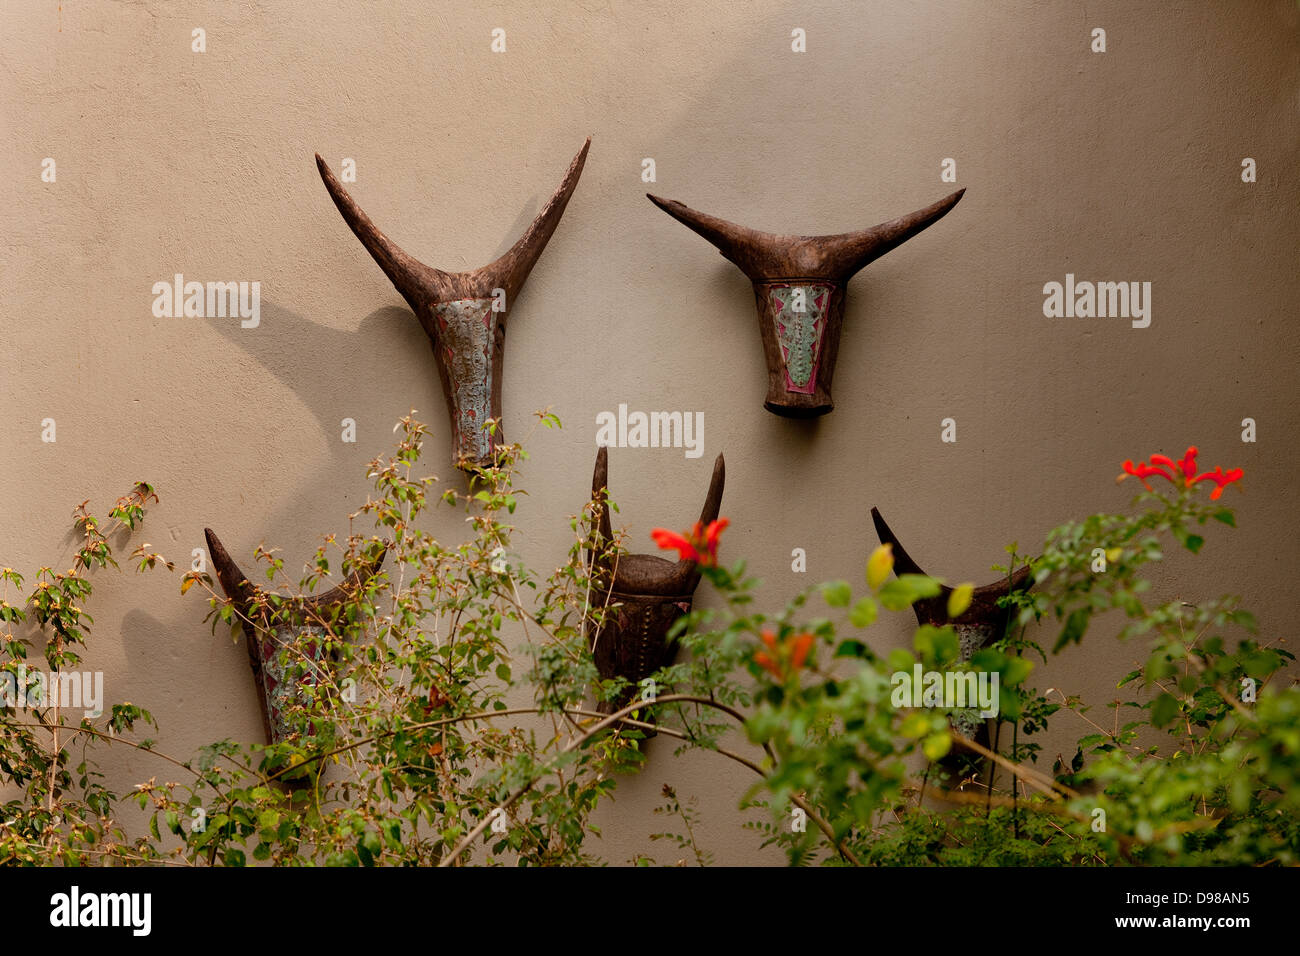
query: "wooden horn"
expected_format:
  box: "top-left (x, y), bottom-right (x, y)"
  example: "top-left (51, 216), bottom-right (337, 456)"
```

top-left (316, 138), bottom-right (590, 304)
top-left (646, 189), bottom-right (964, 284)
top-left (205, 528), bottom-right (386, 617)
top-left (647, 188), bottom-right (964, 418)
top-left (869, 506), bottom-right (1032, 630)
top-left (316, 138), bottom-right (591, 469)
top-left (204, 527), bottom-right (386, 747)
top-left (588, 446), bottom-right (616, 577)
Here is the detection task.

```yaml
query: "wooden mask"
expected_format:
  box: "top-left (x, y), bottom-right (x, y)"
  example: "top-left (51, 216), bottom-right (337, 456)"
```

top-left (869, 507), bottom-right (1031, 659)
top-left (870, 507), bottom-right (1031, 771)
top-left (205, 528), bottom-right (385, 745)
top-left (316, 139), bottom-right (591, 471)
top-left (648, 188), bottom-right (964, 418)
top-left (586, 447), bottom-right (725, 723)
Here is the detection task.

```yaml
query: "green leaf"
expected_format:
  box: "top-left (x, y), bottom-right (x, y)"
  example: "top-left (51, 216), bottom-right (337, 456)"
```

top-left (887, 648), bottom-right (916, 674)
top-left (1242, 650), bottom-right (1280, 679)
top-left (849, 596), bottom-right (878, 628)
top-left (1183, 534), bottom-right (1204, 555)
top-left (879, 575), bottom-right (942, 612)
top-left (1002, 656), bottom-right (1033, 686)
top-left (1053, 608), bottom-right (1090, 652)
top-left (922, 732), bottom-right (951, 761)
top-left (901, 712), bottom-right (931, 738)
top-left (1212, 509), bottom-right (1236, 527)
top-left (1145, 651), bottom-right (1175, 682)
top-left (914, 625), bottom-right (959, 666)
top-left (1150, 692), bottom-right (1180, 728)
top-left (821, 580), bottom-right (852, 608)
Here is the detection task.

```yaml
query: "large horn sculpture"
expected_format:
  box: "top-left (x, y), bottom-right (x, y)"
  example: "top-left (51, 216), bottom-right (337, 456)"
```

top-left (648, 188), bottom-right (964, 418)
top-left (870, 507), bottom-right (1031, 778)
top-left (316, 138), bottom-right (591, 470)
top-left (586, 447), bottom-right (725, 730)
top-left (205, 528), bottom-right (386, 746)
top-left (869, 507), bottom-right (1031, 658)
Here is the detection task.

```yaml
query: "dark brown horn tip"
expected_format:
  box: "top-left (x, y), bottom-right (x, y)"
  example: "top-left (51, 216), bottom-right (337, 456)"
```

top-left (203, 527), bottom-right (227, 559)
top-left (938, 187), bottom-right (966, 214)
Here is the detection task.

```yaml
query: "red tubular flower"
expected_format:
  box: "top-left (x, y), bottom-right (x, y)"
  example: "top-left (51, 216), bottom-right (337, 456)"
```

top-left (754, 629), bottom-right (814, 679)
top-left (755, 630), bottom-right (781, 677)
top-left (1119, 446), bottom-right (1242, 499)
top-left (649, 528), bottom-right (700, 563)
top-left (1189, 466), bottom-right (1244, 500)
top-left (789, 633), bottom-right (814, 671)
top-left (1119, 459), bottom-right (1175, 490)
top-left (704, 517), bottom-right (730, 555)
top-left (650, 517), bottom-right (729, 567)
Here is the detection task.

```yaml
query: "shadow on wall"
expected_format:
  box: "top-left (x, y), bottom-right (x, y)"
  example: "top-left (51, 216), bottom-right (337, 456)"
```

top-left (120, 608), bottom-right (264, 752)
top-left (210, 298), bottom-right (429, 443)
top-left (200, 295), bottom-right (436, 563)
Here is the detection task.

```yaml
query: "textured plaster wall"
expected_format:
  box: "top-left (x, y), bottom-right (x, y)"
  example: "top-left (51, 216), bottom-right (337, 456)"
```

top-left (2, 0), bottom-right (1297, 865)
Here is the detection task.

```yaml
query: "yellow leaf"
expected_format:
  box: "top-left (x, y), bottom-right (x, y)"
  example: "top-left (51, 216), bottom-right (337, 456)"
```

top-left (1106, 547), bottom-right (1123, 563)
top-left (867, 544), bottom-right (894, 591)
top-left (948, 583), bottom-right (974, 618)
top-left (180, 577), bottom-right (194, 595)
top-left (923, 732), bottom-right (952, 761)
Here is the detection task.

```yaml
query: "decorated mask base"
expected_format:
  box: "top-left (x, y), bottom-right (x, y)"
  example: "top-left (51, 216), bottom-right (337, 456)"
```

top-left (648, 188), bottom-right (964, 417)
top-left (205, 528), bottom-right (385, 747)
top-left (586, 447), bottom-right (725, 732)
top-left (317, 138), bottom-right (590, 470)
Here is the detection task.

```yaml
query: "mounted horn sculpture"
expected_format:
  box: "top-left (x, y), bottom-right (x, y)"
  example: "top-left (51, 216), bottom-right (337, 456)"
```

top-left (316, 138), bottom-right (591, 471)
top-left (205, 528), bottom-right (385, 746)
top-left (586, 447), bottom-right (725, 730)
top-left (870, 507), bottom-right (1031, 773)
top-left (647, 188), bottom-right (964, 418)
top-left (869, 507), bottom-right (1031, 663)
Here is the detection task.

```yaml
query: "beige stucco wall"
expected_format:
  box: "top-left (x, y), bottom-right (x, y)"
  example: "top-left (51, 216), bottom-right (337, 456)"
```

top-left (2, 0), bottom-right (1297, 865)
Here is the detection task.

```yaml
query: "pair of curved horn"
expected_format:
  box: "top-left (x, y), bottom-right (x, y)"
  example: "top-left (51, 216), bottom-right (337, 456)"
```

top-left (205, 529), bottom-right (386, 620)
top-left (869, 507), bottom-right (1031, 646)
top-left (584, 447), bottom-right (725, 722)
top-left (205, 527), bottom-right (386, 745)
top-left (648, 188), bottom-right (965, 418)
top-left (316, 138), bottom-right (591, 470)
top-left (588, 445), bottom-right (726, 597)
